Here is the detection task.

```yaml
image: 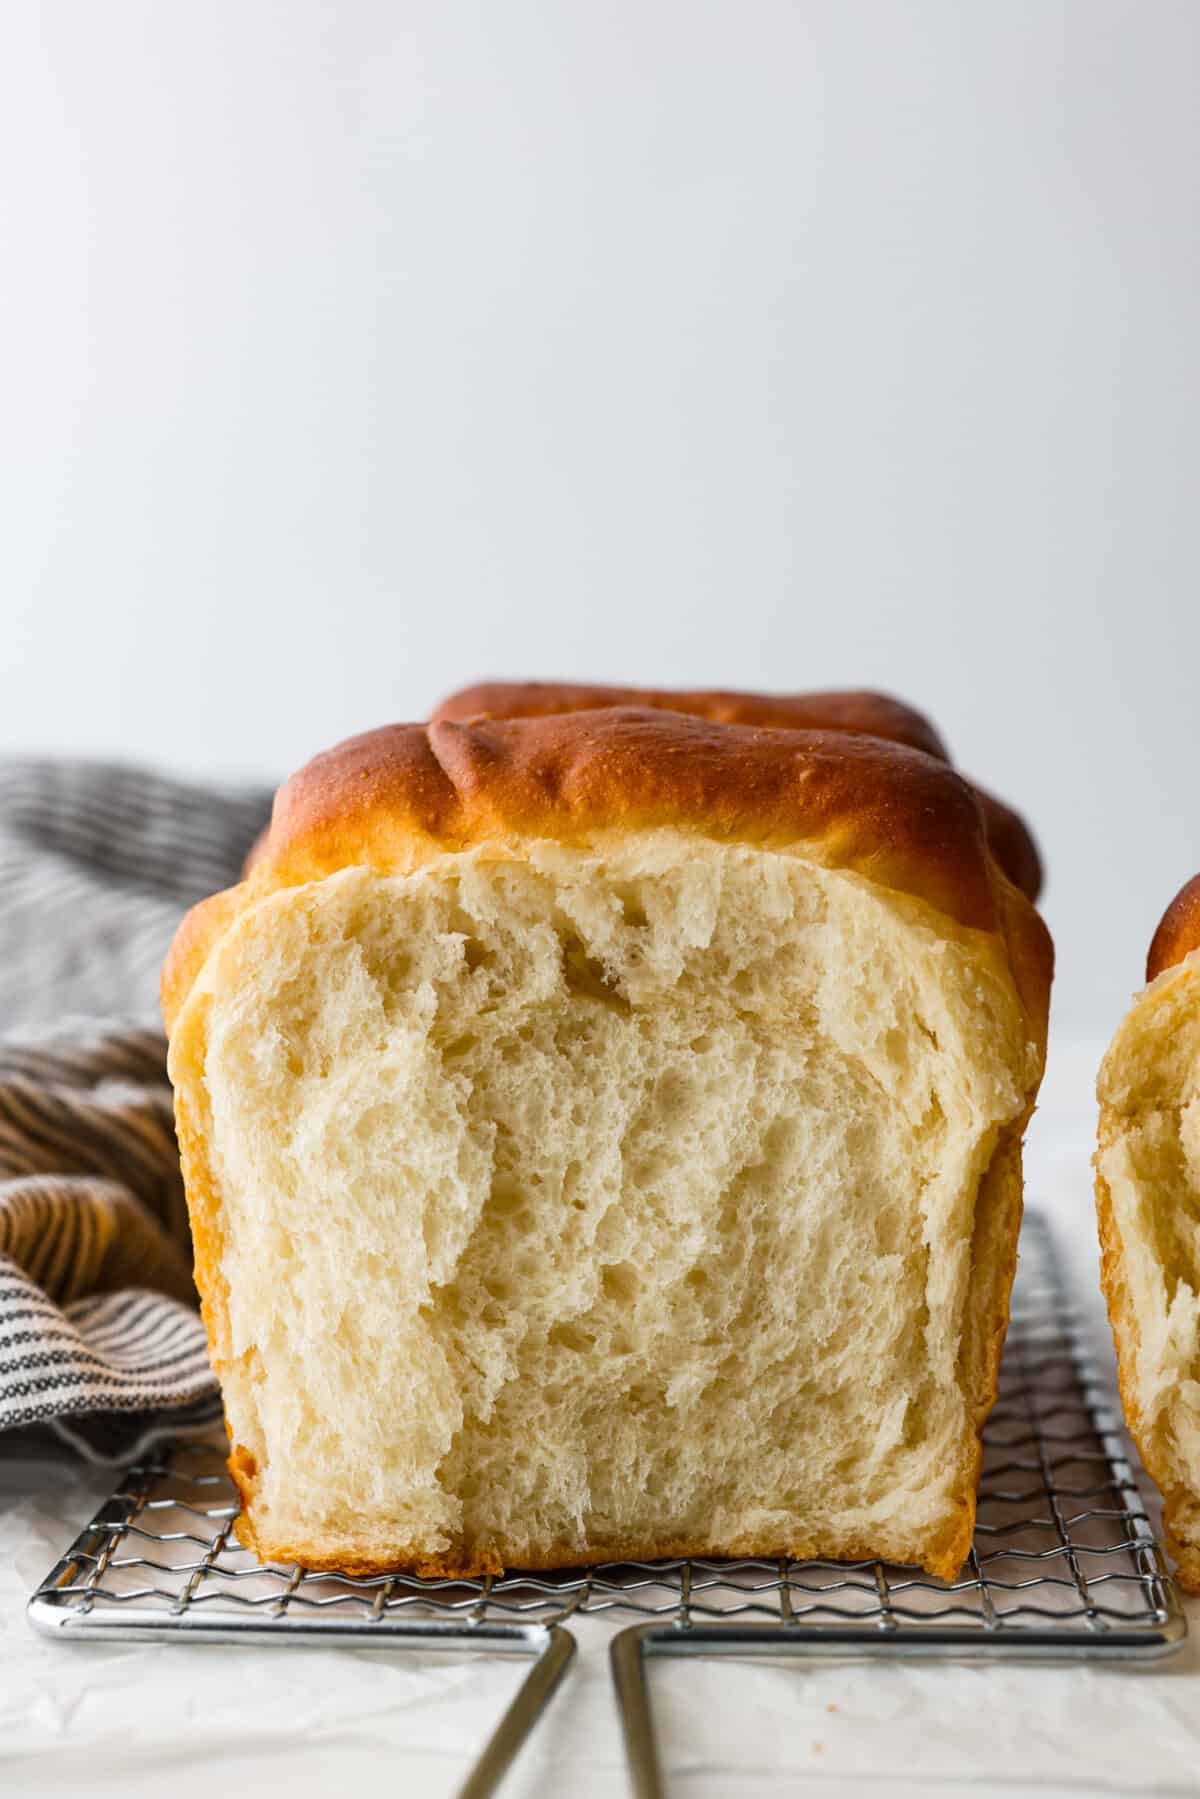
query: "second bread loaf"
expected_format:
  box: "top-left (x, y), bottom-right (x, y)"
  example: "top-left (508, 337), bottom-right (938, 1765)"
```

top-left (1096, 874), bottom-right (1200, 1590)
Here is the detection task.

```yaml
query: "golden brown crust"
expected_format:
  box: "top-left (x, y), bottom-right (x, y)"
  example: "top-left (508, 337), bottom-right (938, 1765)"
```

top-left (169, 1019), bottom-right (232, 1393)
top-left (161, 888), bottom-right (243, 1038)
top-left (230, 1509), bottom-right (970, 1583)
top-left (1093, 1138), bottom-right (1200, 1593)
top-left (1172, 1549), bottom-right (1200, 1595)
top-left (434, 680), bottom-right (952, 760)
top-left (973, 784), bottom-right (1043, 907)
top-left (432, 680), bottom-right (1042, 901)
top-left (963, 1125), bottom-right (1026, 1437)
top-left (164, 709), bottom-right (1052, 1047)
top-left (1147, 873), bottom-right (1200, 982)
top-left (1094, 950), bottom-right (1200, 1593)
top-left (991, 875), bottom-right (1055, 1056)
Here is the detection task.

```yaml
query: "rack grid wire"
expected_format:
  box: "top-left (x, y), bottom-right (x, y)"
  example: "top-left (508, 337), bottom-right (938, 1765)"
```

top-left (28, 1209), bottom-right (1188, 1797)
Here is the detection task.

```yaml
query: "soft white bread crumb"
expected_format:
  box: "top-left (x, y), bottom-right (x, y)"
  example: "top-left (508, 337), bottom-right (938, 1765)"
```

top-left (1096, 948), bottom-right (1200, 1589)
top-left (169, 833), bottom-right (1038, 1576)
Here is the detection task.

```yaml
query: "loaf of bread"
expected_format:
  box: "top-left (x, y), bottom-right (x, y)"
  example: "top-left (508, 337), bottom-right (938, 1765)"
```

top-left (163, 709), bottom-right (1051, 1579)
top-left (434, 681), bottom-right (1044, 901)
top-left (1096, 873), bottom-right (1200, 1590)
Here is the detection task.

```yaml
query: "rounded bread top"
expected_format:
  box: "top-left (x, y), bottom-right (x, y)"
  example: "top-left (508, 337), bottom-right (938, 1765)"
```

top-left (432, 680), bottom-right (1042, 900)
top-left (163, 708), bottom-right (1052, 1046)
top-left (1147, 873), bottom-right (1200, 982)
top-left (434, 681), bottom-right (951, 760)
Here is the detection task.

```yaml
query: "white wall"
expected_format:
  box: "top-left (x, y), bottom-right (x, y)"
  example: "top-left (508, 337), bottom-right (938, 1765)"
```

top-left (2, 1), bottom-right (1197, 1039)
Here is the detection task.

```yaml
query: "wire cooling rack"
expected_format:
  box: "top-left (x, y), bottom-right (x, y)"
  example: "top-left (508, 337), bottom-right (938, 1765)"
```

top-left (29, 1210), bottom-right (1187, 1798)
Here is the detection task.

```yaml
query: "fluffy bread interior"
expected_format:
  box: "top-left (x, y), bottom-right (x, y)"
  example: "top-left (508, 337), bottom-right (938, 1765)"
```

top-left (1096, 949), bottom-right (1200, 1588)
top-left (169, 833), bottom-right (1036, 1577)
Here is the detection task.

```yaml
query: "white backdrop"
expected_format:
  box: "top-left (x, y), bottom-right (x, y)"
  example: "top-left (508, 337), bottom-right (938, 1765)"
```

top-left (2, 1), bottom-right (1197, 1040)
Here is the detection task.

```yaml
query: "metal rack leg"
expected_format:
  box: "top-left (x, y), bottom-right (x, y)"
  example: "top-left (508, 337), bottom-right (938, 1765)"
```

top-left (610, 1625), bottom-right (665, 1799)
top-left (458, 1624), bottom-right (577, 1799)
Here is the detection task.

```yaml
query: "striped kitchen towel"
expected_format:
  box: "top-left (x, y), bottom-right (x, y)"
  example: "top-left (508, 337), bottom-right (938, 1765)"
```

top-left (0, 759), bottom-right (271, 1459)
